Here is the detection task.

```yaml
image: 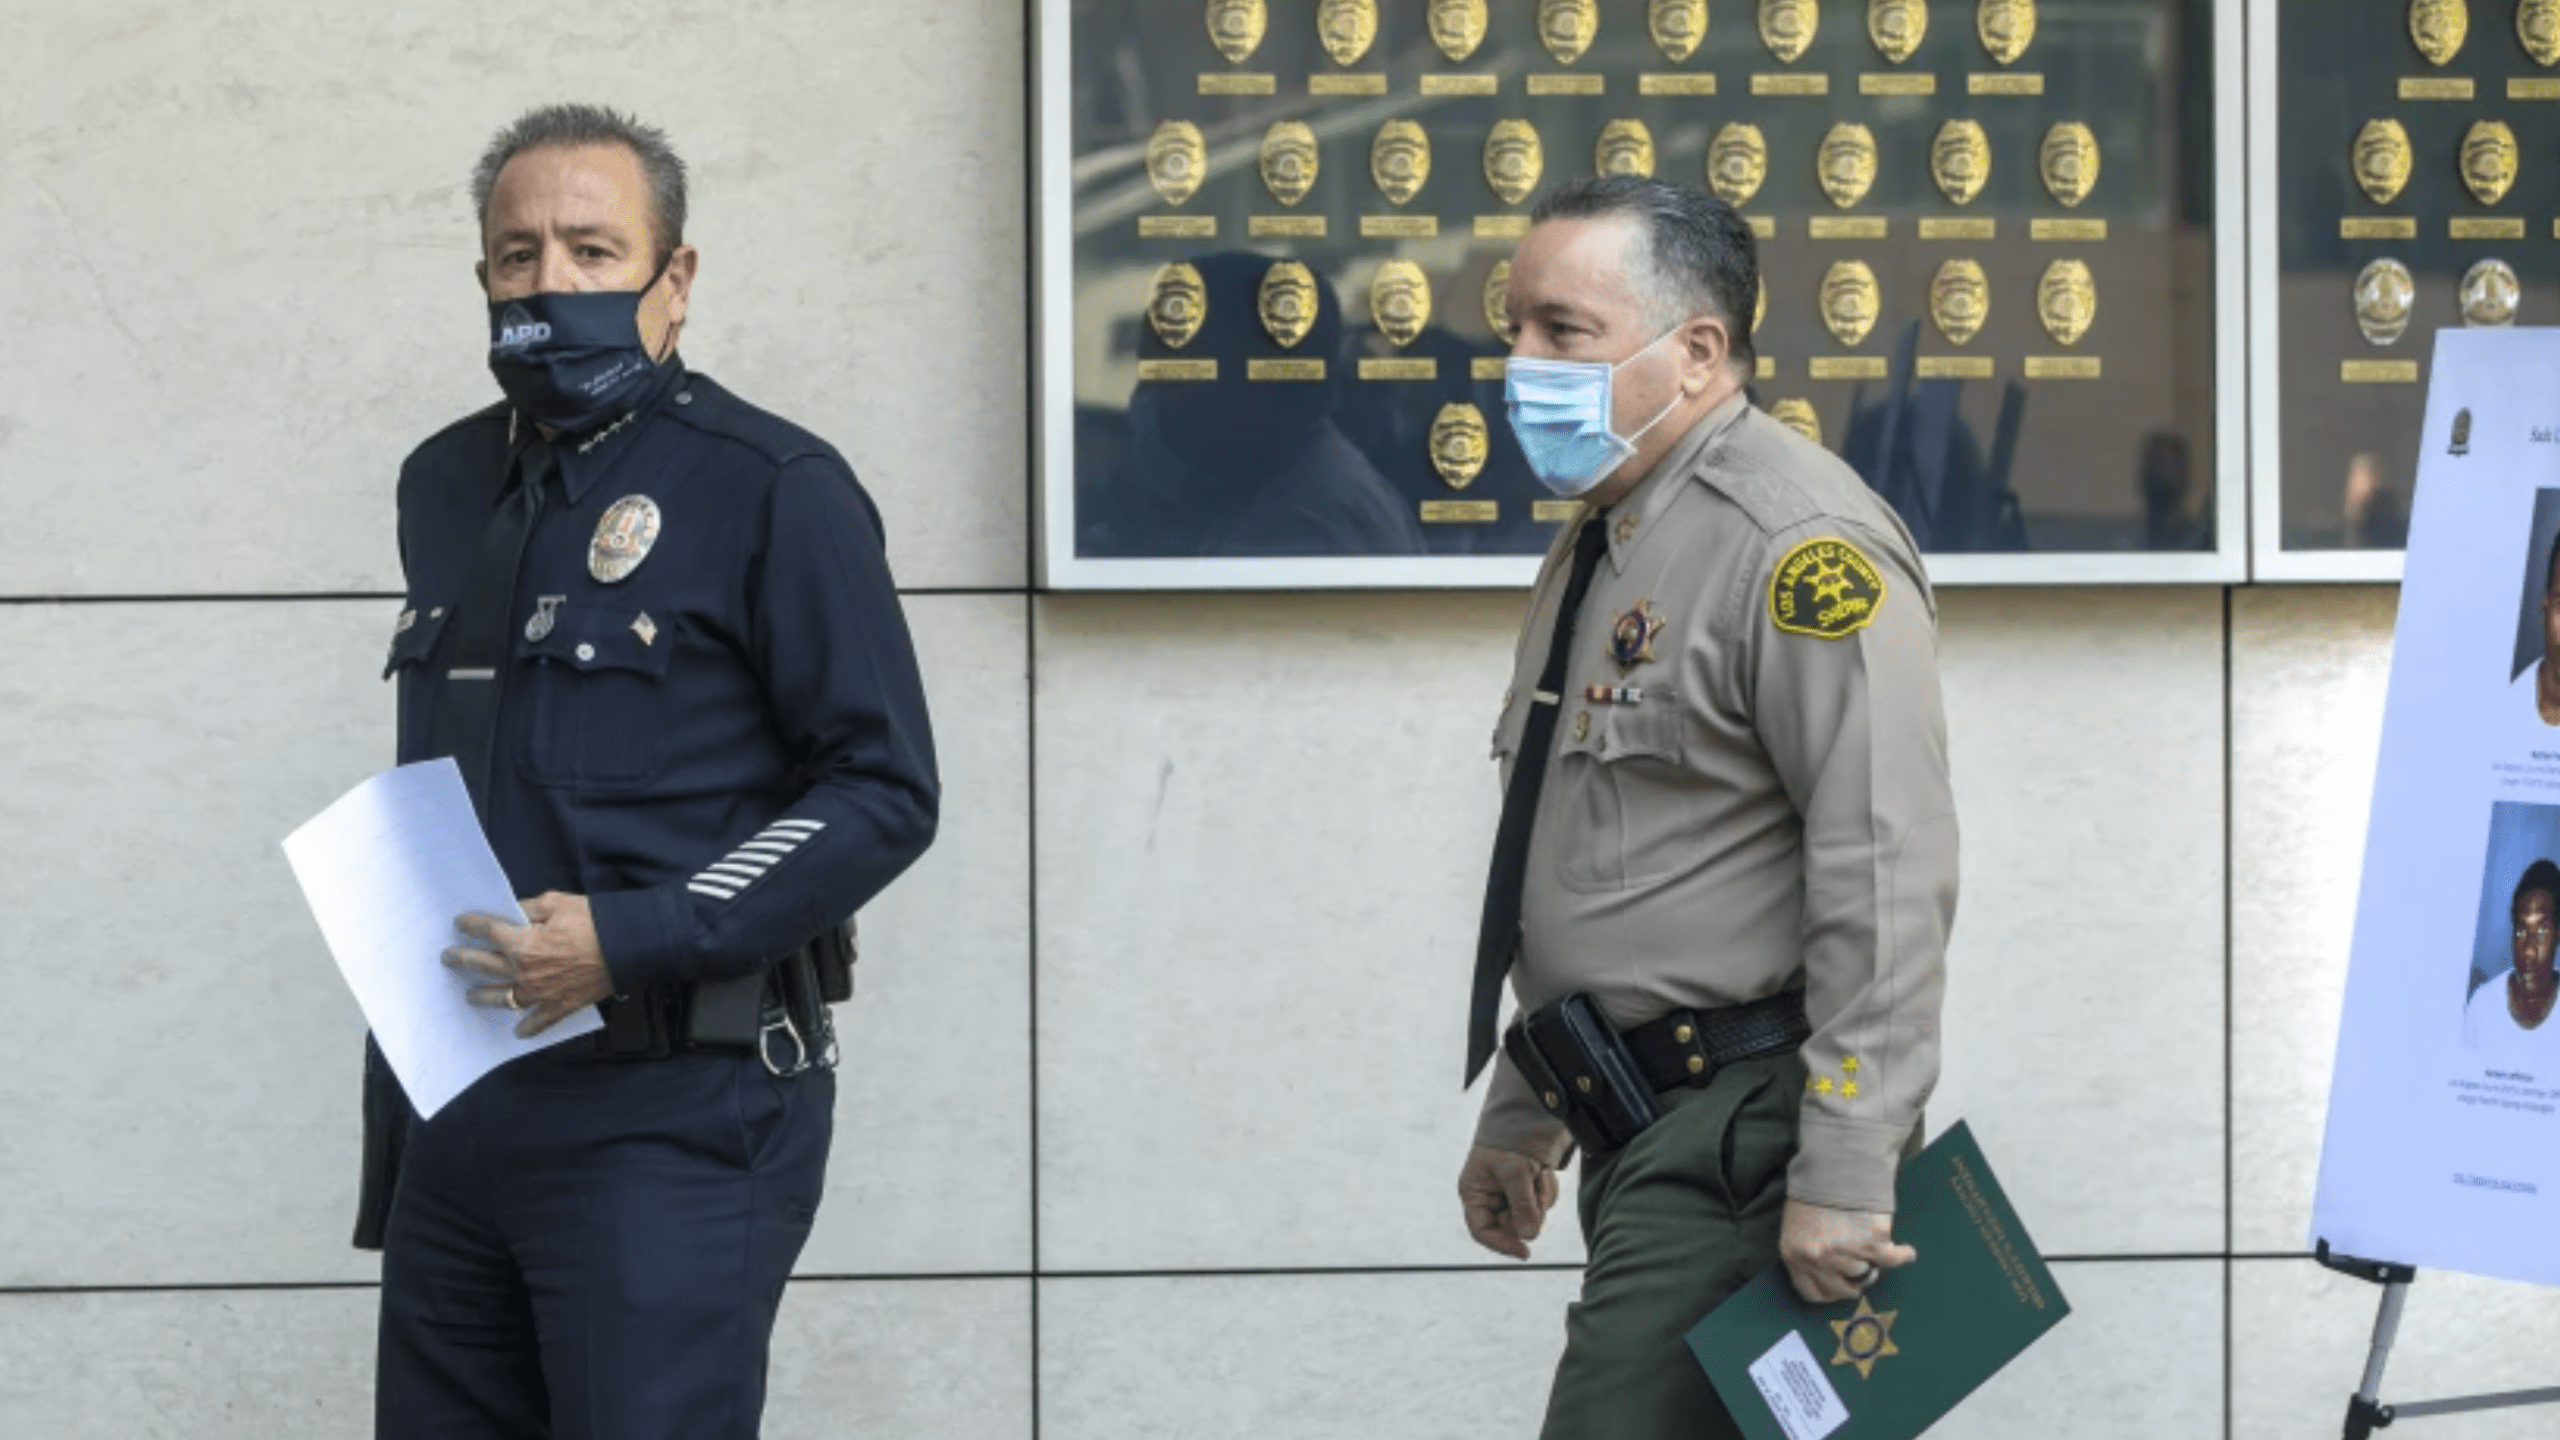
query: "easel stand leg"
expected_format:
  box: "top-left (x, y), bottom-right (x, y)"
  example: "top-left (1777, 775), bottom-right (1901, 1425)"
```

top-left (2316, 1241), bottom-right (2560, 1437)
top-left (2343, 1278), bottom-right (2409, 1439)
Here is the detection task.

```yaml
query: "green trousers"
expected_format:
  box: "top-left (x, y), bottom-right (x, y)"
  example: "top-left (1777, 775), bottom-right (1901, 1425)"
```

top-left (1537, 1053), bottom-right (1803, 1440)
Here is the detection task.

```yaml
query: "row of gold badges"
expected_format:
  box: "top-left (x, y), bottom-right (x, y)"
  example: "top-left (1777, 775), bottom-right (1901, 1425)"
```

top-left (1138, 115), bottom-right (2099, 241)
top-left (1136, 254), bottom-right (2099, 381)
top-left (2345, 256), bottom-right (2522, 382)
top-left (1409, 395), bottom-right (1829, 525)
top-left (1198, 0), bottom-right (2045, 79)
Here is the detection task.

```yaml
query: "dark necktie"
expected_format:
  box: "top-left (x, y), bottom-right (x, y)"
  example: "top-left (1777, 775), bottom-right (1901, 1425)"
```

top-left (426, 436), bottom-right (554, 819)
top-left (1467, 512), bottom-right (1613, 1085)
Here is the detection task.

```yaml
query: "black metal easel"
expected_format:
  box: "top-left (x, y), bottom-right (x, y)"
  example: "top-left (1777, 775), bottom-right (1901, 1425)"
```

top-left (2316, 1241), bottom-right (2560, 1437)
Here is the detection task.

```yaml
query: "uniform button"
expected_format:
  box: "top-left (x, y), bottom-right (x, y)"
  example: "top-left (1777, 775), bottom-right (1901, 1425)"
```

top-left (1542, 1091), bottom-right (1561, 1110)
top-left (675, 391), bottom-right (693, 405)
top-left (1572, 711), bottom-right (1591, 741)
top-left (1674, 1023), bottom-right (1694, 1044)
top-left (1575, 1075), bottom-right (1593, 1094)
top-left (1687, 1055), bottom-right (1706, 1076)
top-left (575, 642), bottom-right (596, 662)
top-left (429, 607), bottom-right (444, 619)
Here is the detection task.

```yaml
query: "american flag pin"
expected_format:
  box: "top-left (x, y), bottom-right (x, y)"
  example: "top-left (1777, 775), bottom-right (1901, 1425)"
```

top-left (631, 612), bottom-right (658, 647)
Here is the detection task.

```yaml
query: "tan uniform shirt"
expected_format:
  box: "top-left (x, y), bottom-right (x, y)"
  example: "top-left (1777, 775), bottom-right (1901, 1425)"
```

top-left (1475, 391), bottom-right (1958, 1215)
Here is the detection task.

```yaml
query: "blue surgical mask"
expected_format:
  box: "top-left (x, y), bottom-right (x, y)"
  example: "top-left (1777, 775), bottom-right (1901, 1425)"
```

top-left (1502, 329), bottom-right (1685, 496)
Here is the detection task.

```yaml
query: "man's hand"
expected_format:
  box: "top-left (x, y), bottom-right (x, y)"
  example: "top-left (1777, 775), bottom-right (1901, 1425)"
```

top-left (1779, 1199), bottom-right (1916, 1304)
top-left (443, 892), bottom-right (616, 1038)
top-left (1458, 1145), bottom-right (1560, 1261)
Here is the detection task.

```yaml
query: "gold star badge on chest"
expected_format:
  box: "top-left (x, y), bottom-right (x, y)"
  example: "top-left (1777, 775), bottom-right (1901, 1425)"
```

top-left (1608, 599), bottom-right (1667, 671)
top-left (1830, 1294), bottom-right (1901, 1378)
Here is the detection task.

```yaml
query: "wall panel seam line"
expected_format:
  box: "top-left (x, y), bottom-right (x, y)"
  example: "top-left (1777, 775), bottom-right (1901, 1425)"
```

top-left (2222, 583), bottom-right (2238, 1440)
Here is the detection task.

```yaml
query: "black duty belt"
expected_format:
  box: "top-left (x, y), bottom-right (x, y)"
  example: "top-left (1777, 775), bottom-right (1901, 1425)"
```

top-left (555, 924), bottom-right (854, 1077)
top-left (1504, 989), bottom-right (1811, 1156)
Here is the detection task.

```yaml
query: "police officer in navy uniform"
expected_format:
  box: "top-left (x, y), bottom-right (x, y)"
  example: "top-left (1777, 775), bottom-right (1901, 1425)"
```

top-left (360, 103), bottom-right (938, 1439)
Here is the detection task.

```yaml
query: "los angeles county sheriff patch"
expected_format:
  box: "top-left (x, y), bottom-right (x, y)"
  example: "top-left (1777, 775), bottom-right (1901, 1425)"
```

top-left (1769, 537), bottom-right (1887, 639)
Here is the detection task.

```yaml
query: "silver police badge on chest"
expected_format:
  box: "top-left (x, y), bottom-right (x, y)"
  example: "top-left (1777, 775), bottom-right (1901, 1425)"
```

top-left (590, 496), bottom-right (662, 584)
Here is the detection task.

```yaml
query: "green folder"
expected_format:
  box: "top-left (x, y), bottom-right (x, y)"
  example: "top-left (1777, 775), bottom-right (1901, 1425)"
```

top-left (1685, 1122), bottom-right (2069, 1440)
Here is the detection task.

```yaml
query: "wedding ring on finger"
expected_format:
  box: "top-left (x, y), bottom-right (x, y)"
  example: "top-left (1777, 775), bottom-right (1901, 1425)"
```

top-left (507, 984), bottom-right (525, 1012)
top-left (1848, 1262), bottom-right (1879, 1287)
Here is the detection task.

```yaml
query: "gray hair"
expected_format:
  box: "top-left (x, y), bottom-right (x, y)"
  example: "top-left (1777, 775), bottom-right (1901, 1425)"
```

top-left (1530, 175), bottom-right (1759, 376)
top-left (470, 104), bottom-right (688, 264)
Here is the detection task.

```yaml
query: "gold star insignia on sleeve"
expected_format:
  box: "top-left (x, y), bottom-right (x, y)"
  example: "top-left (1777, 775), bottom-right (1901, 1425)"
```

top-left (1841, 1081), bottom-right (1860, 1099)
top-left (1812, 1076), bottom-right (1835, 1095)
top-left (1841, 1057), bottom-right (1860, 1073)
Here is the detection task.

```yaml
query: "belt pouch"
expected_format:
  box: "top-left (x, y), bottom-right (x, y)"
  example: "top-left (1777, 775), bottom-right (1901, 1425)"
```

top-left (1506, 993), bottom-right (1661, 1154)
top-left (601, 988), bottom-right (674, 1057)
top-left (686, 968), bottom-right (768, 1050)
top-left (814, 919), bottom-right (856, 1004)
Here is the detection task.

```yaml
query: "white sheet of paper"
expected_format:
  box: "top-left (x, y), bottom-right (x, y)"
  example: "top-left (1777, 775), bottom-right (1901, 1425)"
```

top-left (1747, 1330), bottom-right (1849, 1440)
top-left (283, 759), bottom-right (601, 1118)
top-left (2314, 327), bottom-right (2560, 1287)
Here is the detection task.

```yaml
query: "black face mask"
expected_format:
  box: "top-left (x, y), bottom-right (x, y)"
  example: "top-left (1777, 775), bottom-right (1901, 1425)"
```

top-left (485, 265), bottom-right (671, 433)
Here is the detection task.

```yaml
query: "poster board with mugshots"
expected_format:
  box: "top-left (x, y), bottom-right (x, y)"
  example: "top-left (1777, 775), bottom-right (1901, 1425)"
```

top-left (2312, 327), bottom-right (2560, 1288)
top-left (1035, 0), bottom-right (2247, 589)
top-left (2250, 0), bottom-right (2560, 581)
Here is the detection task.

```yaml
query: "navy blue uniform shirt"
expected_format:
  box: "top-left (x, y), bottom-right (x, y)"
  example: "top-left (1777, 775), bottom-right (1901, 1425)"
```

top-left (384, 360), bottom-right (939, 992)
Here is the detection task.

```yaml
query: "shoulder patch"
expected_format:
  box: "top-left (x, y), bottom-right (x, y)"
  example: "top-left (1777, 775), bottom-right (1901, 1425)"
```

top-left (1769, 537), bottom-right (1887, 639)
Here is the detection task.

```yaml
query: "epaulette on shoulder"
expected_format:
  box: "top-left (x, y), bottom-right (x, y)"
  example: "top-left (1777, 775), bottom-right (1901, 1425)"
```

top-left (402, 399), bottom-right (510, 468)
top-left (660, 374), bottom-right (846, 472)
top-left (1692, 409), bottom-right (1827, 537)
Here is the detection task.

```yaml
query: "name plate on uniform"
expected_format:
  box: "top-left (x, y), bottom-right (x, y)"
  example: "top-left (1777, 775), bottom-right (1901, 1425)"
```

top-left (1639, 73), bottom-right (1717, 95)
top-left (1361, 215), bottom-right (1438, 238)
top-left (2399, 76), bottom-right (2476, 100)
top-left (1420, 500), bottom-right (1499, 524)
top-left (1969, 73), bottom-right (2044, 95)
top-left (1310, 73), bottom-right (1387, 96)
top-left (2341, 360), bottom-right (2420, 383)
top-left (1811, 357), bottom-right (1889, 380)
top-left (2340, 216), bottom-right (2419, 240)
top-left (2032, 218), bottom-right (2108, 241)
top-left (1250, 215), bottom-right (1328, 238)
top-left (2451, 217), bottom-right (2526, 240)
top-left (1139, 216), bottom-right (1217, 239)
top-left (1752, 74), bottom-right (1829, 95)
top-left (1421, 74), bottom-right (1499, 95)
top-left (1247, 359), bottom-right (1326, 381)
top-left (1475, 215), bottom-right (1532, 238)
top-left (2513, 78), bottom-right (2560, 100)
top-left (1920, 217), bottom-right (1997, 240)
top-left (1861, 73), bottom-right (1936, 95)
top-left (1471, 357), bottom-right (1509, 381)
top-left (1199, 73), bottom-right (1277, 95)
top-left (1527, 73), bottom-right (1604, 95)
top-left (1533, 500), bottom-right (1584, 524)
top-left (1810, 217), bottom-right (1888, 239)
top-left (1138, 360), bottom-right (1219, 381)
top-left (1915, 356), bottom-right (1996, 379)
top-left (2024, 356), bottom-right (2102, 380)
top-left (1359, 358), bottom-right (1438, 381)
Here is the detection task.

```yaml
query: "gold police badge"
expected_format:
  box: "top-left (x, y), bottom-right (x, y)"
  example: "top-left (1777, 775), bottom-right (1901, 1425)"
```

top-left (1372, 119), bottom-right (1431, 205)
top-left (1760, 0), bottom-right (1819, 62)
top-left (1597, 119), bottom-right (1657, 179)
top-left (1483, 260), bottom-right (1516, 344)
top-left (1204, 0), bottom-right (1267, 65)
top-left (1258, 261), bottom-right (1318, 348)
top-left (1145, 120), bottom-right (1207, 207)
top-left (1821, 261), bottom-right (1882, 347)
top-left (1540, 0), bottom-right (1600, 65)
top-left (1819, 124), bottom-right (1879, 209)
top-left (1147, 263), bottom-right (1208, 349)
top-left (1930, 259), bottom-right (1990, 345)
top-left (2461, 258), bottom-right (2520, 327)
top-left (2037, 259), bottom-right (2096, 346)
top-left (1608, 600), bottom-right (1667, 670)
top-left (590, 495), bottom-right (663, 585)
top-left (1830, 1295), bottom-right (1902, 1380)
top-left (1650, 0), bottom-right (1708, 62)
top-left (2040, 122), bottom-right (2099, 208)
top-left (1429, 0), bottom-right (1488, 62)
top-left (2461, 120), bottom-right (2518, 206)
top-left (1260, 121), bottom-right (1319, 207)
top-left (2524, 0), bottom-right (2560, 67)
top-left (1978, 0), bottom-right (2036, 64)
top-left (1770, 398), bottom-right (1823, 447)
top-left (2409, 0), bottom-right (2469, 67)
top-left (1484, 120), bottom-right (1545, 206)
top-left (1317, 0), bottom-right (1379, 67)
top-left (1932, 120), bottom-right (1991, 206)
top-left (2353, 258), bottom-right (2416, 346)
top-left (1429, 404), bottom-right (1491, 490)
top-left (1371, 260), bottom-right (1432, 348)
top-left (2351, 119), bottom-right (2414, 207)
top-left (1771, 537), bottom-right (1887, 640)
top-left (1870, 0), bottom-right (1928, 63)
top-left (1709, 123), bottom-right (1769, 207)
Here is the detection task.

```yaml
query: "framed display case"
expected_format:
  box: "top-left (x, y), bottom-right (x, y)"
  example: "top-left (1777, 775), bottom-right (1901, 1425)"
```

top-left (1037, 0), bottom-right (2248, 588)
top-left (2251, 0), bottom-right (2559, 583)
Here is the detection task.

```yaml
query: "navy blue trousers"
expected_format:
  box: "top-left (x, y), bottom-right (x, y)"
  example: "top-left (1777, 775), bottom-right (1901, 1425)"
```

top-left (376, 1048), bottom-right (832, 1440)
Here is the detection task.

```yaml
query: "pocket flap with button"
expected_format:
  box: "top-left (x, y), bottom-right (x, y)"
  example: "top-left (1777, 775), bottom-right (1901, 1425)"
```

top-left (516, 605), bottom-right (675, 680)
top-left (1560, 692), bottom-right (1682, 764)
top-left (382, 607), bottom-right (449, 680)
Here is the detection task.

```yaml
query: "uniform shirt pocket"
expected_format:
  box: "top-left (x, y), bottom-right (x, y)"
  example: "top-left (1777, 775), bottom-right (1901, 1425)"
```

top-left (512, 603), bottom-right (677, 789)
top-left (1553, 690), bottom-right (1691, 891)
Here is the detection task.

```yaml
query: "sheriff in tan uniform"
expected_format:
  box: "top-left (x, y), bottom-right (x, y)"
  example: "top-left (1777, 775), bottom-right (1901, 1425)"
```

top-left (1456, 176), bottom-right (1957, 1440)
